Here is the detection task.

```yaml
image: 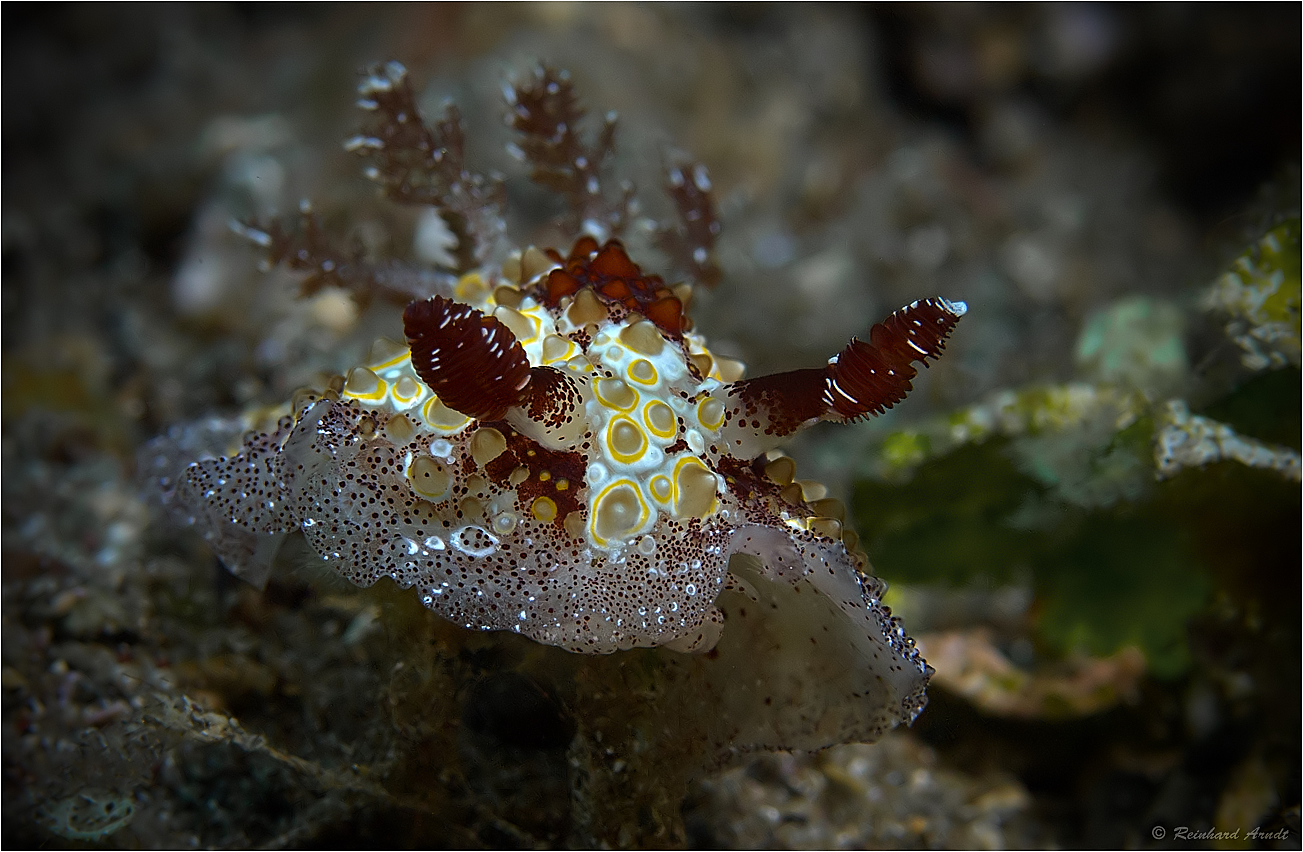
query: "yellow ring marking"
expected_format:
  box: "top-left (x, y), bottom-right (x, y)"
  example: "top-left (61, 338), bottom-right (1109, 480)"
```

top-left (494, 305), bottom-right (541, 343)
top-left (343, 367), bottom-right (388, 401)
top-left (367, 338), bottom-right (411, 371)
top-left (649, 475), bottom-right (673, 504)
top-left (594, 378), bottom-right (638, 412)
top-left (392, 375), bottom-right (423, 404)
top-left (453, 271), bottom-right (491, 304)
top-left (643, 400), bottom-right (677, 439)
top-left (531, 496), bottom-right (558, 523)
top-left (606, 416), bottom-right (648, 464)
top-left (368, 352), bottom-right (411, 372)
top-left (590, 479), bottom-right (649, 546)
top-left (422, 396), bottom-right (472, 433)
top-left (541, 334), bottom-right (575, 365)
top-left (627, 358), bottom-right (657, 386)
top-left (697, 396), bottom-right (726, 432)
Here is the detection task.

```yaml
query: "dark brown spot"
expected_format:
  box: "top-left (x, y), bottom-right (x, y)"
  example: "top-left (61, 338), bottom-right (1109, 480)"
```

top-left (481, 423), bottom-right (588, 526)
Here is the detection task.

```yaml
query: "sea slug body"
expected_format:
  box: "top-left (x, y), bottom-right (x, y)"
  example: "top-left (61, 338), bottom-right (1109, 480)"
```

top-left (154, 62), bottom-right (966, 735)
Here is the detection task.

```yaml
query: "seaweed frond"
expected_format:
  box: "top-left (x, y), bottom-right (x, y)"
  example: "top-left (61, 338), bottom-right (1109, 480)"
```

top-left (656, 161), bottom-right (722, 288)
top-left (350, 60), bottom-right (504, 273)
top-left (504, 65), bottom-right (633, 240)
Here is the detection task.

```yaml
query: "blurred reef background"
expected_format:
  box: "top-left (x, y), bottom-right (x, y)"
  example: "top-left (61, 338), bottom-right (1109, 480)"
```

top-left (3, 4), bottom-right (1299, 848)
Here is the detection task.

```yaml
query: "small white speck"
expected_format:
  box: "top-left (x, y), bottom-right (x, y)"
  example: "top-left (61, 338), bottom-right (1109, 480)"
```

top-left (692, 164), bottom-right (712, 192)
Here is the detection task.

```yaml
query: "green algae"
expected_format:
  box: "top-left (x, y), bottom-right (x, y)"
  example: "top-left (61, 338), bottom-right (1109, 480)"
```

top-left (852, 414), bottom-right (1301, 679)
top-left (854, 441), bottom-right (1041, 589)
top-left (1032, 511), bottom-right (1206, 678)
top-left (1202, 217), bottom-right (1302, 370)
top-left (854, 438), bottom-right (1211, 677)
top-left (851, 223), bottom-right (1301, 680)
top-left (1075, 296), bottom-right (1189, 394)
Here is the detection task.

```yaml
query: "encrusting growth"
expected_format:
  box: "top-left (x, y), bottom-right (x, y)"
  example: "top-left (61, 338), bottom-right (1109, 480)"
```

top-left (153, 61), bottom-right (966, 740)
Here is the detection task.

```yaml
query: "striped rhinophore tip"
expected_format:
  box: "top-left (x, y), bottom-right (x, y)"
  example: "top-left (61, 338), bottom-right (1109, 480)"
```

top-left (710, 297), bottom-right (965, 457)
top-left (823, 297), bottom-right (966, 421)
top-left (403, 296), bottom-right (532, 421)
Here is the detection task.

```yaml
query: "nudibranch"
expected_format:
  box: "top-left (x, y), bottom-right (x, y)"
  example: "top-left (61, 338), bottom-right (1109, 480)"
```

top-left (159, 63), bottom-right (965, 735)
top-left (175, 234), bottom-right (962, 651)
